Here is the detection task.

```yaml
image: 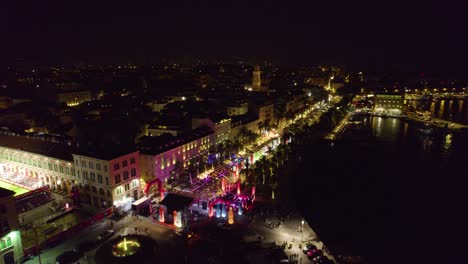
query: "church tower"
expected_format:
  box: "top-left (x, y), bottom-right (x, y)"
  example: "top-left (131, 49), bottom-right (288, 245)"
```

top-left (252, 66), bottom-right (262, 91)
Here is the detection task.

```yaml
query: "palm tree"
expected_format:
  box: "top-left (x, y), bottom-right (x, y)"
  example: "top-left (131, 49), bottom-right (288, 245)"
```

top-left (232, 139), bottom-right (241, 154)
top-left (257, 121), bottom-right (265, 135)
top-left (238, 126), bottom-right (249, 144)
top-left (247, 131), bottom-right (259, 144)
top-left (257, 155), bottom-right (268, 185)
top-left (171, 160), bottom-right (184, 183)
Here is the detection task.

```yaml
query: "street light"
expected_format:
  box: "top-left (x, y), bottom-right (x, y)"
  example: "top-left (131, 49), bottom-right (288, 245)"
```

top-left (301, 220), bottom-right (305, 242)
top-left (33, 226), bottom-right (42, 264)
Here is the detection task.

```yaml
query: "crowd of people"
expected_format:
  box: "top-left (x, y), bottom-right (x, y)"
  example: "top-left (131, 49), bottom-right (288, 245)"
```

top-left (0, 169), bottom-right (41, 190)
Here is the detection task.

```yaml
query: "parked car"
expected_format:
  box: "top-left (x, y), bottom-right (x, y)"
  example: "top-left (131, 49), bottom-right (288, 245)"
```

top-left (56, 250), bottom-right (82, 264)
top-left (97, 230), bottom-right (115, 242)
top-left (303, 243), bottom-right (317, 254)
top-left (307, 249), bottom-right (323, 259)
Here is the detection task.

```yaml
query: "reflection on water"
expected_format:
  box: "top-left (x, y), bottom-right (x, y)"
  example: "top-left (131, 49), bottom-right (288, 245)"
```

top-left (429, 99), bottom-right (467, 124)
top-left (370, 117), bottom-right (401, 143)
top-left (297, 115), bottom-right (466, 263)
top-left (443, 133), bottom-right (453, 151)
top-left (366, 116), bottom-right (458, 158)
top-left (438, 100), bottom-right (445, 119)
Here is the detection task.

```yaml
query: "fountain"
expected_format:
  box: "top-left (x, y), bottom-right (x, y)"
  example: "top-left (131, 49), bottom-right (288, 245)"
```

top-left (112, 237), bottom-right (141, 257)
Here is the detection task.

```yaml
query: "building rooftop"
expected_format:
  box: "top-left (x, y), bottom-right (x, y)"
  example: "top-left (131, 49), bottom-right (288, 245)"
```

top-left (160, 193), bottom-right (194, 212)
top-left (0, 187), bottom-right (15, 198)
top-left (0, 131), bottom-right (75, 161)
top-left (74, 143), bottom-right (137, 161)
top-left (231, 113), bottom-right (258, 127)
top-left (138, 126), bottom-right (213, 156)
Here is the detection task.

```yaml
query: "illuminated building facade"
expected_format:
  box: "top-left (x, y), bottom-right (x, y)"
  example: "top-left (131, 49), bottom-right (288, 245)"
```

top-left (374, 94), bottom-right (403, 113)
top-left (0, 132), bottom-right (141, 210)
top-left (139, 127), bottom-right (215, 183)
top-left (56, 90), bottom-right (92, 107)
top-left (227, 102), bottom-right (248, 117)
top-left (192, 117), bottom-right (231, 145)
top-left (72, 151), bottom-right (141, 210)
top-left (252, 66), bottom-right (262, 91)
top-left (0, 133), bottom-right (74, 193)
top-left (0, 188), bottom-right (22, 264)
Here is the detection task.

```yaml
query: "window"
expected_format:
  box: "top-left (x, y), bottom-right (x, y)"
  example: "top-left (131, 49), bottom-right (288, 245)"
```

top-left (53, 164), bottom-right (58, 172)
top-left (116, 187), bottom-right (122, 195)
top-left (107, 190), bottom-right (111, 197)
top-left (92, 186), bottom-right (97, 193)
top-left (83, 171), bottom-right (88, 180)
top-left (90, 172), bottom-right (96, 182)
top-left (98, 174), bottom-right (103, 184)
top-left (77, 170), bottom-right (80, 178)
top-left (132, 180), bottom-right (138, 188)
top-left (59, 165), bottom-right (64, 173)
top-left (123, 171), bottom-right (129, 181)
top-left (96, 164), bottom-right (101, 170)
top-left (115, 174), bottom-right (121, 184)
top-left (131, 168), bottom-right (136, 177)
top-left (114, 163), bottom-right (120, 170)
top-left (48, 163), bottom-right (52, 170)
top-left (104, 165), bottom-right (107, 172)
top-left (105, 177), bottom-right (109, 185)
top-left (65, 167), bottom-right (70, 175)
top-left (99, 188), bottom-right (104, 195)
top-left (33, 160), bottom-right (37, 166)
top-left (124, 184), bottom-right (130, 191)
top-left (130, 157), bottom-right (135, 164)
top-left (85, 184), bottom-right (90, 191)
top-left (81, 160), bottom-right (86, 167)
top-left (122, 160), bottom-right (128, 167)
top-left (89, 162), bottom-right (94, 169)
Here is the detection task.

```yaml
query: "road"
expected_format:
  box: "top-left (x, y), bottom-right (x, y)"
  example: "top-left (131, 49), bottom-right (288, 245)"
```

top-left (406, 113), bottom-right (468, 129)
top-left (24, 214), bottom-right (175, 264)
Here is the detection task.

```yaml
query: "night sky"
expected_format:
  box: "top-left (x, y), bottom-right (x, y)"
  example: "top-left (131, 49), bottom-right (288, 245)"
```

top-left (3, 1), bottom-right (468, 73)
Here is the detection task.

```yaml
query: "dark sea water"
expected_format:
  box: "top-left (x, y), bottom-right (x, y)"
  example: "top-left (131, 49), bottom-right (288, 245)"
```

top-left (293, 117), bottom-right (468, 264)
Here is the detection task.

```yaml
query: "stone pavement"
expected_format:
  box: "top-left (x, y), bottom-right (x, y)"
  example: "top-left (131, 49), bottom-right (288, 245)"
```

top-left (250, 213), bottom-right (337, 264)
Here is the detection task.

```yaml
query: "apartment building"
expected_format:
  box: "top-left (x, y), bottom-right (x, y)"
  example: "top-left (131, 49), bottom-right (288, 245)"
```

top-left (139, 127), bottom-right (214, 184)
top-left (0, 131), bottom-right (141, 210)
top-left (0, 188), bottom-right (22, 264)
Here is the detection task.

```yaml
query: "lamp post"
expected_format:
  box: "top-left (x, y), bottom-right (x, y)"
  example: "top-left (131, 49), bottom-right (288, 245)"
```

top-left (33, 226), bottom-right (42, 264)
top-left (301, 220), bottom-right (305, 242)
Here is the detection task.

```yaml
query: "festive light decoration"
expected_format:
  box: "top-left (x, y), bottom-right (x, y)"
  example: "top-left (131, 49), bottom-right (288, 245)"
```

top-left (221, 203), bottom-right (226, 218)
top-left (159, 207), bottom-right (165, 222)
top-left (176, 211), bottom-right (182, 228)
top-left (216, 203), bottom-right (221, 218)
top-left (208, 201), bottom-right (214, 218)
top-left (221, 178), bottom-right (226, 192)
top-left (237, 181), bottom-right (241, 195)
top-left (228, 206), bottom-right (234, 224)
top-left (272, 189), bottom-right (275, 200)
top-left (252, 186), bottom-right (256, 196)
top-left (173, 211), bottom-right (178, 226)
top-left (238, 201), bottom-right (243, 216)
